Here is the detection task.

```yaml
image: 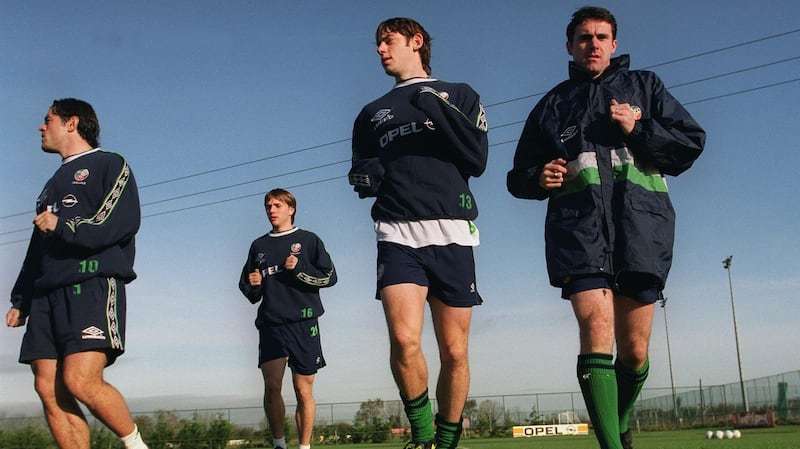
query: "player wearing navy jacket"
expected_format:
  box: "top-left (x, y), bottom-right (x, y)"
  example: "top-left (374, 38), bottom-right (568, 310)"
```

top-left (6, 98), bottom-right (148, 449)
top-left (507, 7), bottom-right (704, 449)
top-left (349, 18), bottom-right (488, 449)
top-left (239, 188), bottom-right (336, 449)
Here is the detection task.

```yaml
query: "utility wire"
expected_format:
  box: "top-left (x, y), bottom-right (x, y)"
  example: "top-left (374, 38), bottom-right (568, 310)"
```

top-left (1, 28), bottom-right (799, 229)
top-left (1, 73), bottom-right (798, 244)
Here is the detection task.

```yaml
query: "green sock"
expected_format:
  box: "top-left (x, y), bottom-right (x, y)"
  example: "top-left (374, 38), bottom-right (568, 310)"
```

top-left (577, 353), bottom-right (622, 449)
top-left (402, 390), bottom-right (435, 443)
top-left (434, 414), bottom-right (462, 449)
top-left (616, 357), bottom-right (649, 433)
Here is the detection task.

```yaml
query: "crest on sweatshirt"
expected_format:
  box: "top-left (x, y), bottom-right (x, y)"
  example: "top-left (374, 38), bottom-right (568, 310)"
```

top-left (290, 243), bottom-right (302, 254)
top-left (74, 168), bottom-right (89, 184)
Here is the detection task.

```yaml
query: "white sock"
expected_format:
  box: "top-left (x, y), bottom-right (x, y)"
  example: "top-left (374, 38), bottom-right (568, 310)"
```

top-left (273, 436), bottom-right (287, 449)
top-left (120, 424), bottom-right (149, 449)
top-left (299, 444), bottom-right (311, 449)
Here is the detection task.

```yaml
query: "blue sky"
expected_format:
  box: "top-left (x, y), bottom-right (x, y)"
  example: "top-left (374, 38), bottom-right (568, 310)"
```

top-left (2, 0), bottom-right (799, 416)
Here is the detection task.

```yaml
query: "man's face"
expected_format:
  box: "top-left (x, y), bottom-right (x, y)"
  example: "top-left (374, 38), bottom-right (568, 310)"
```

top-left (567, 19), bottom-right (617, 79)
top-left (376, 30), bottom-right (421, 79)
top-left (266, 197), bottom-right (294, 231)
top-left (39, 109), bottom-right (70, 154)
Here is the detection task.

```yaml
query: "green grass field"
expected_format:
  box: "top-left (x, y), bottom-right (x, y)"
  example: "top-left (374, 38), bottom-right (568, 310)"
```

top-left (293, 426), bottom-right (800, 449)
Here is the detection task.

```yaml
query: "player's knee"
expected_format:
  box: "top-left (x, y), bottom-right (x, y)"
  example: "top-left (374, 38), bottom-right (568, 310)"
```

top-left (439, 343), bottom-right (468, 367)
top-left (33, 376), bottom-right (57, 404)
top-left (390, 333), bottom-right (422, 359)
top-left (617, 344), bottom-right (648, 369)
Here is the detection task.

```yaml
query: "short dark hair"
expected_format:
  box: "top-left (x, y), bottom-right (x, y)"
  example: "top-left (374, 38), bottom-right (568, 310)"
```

top-left (50, 98), bottom-right (100, 148)
top-left (566, 6), bottom-right (617, 43)
top-left (265, 188), bottom-right (297, 224)
top-left (376, 17), bottom-right (432, 75)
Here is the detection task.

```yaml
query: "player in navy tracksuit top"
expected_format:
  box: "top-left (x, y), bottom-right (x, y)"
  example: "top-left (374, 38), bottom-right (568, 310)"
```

top-left (239, 188), bottom-right (336, 449)
top-left (507, 8), bottom-right (704, 449)
top-left (239, 226), bottom-right (337, 327)
top-left (6, 98), bottom-right (149, 449)
top-left (348, 18), bottom-right (488, 449)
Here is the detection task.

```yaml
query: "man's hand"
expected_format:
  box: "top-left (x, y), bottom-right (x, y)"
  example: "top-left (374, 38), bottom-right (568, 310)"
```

top-left (33, 210), bottom-right (58, 233)
top-left (248, 269), bottom-right (263, 287)
top-left (610, 99), bottom-right (636, 136)
top-left (539, 158), bottom-right (568, 190)
top-left (6, 307), bottom-right (26, 328)
top-left (285, 255), bottom-right (298, 270)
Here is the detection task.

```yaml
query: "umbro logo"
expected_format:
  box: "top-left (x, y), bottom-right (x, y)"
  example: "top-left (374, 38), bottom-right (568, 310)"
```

top-left (370, 109), bottom-right (394, 128)
top-left (560, 125), bottom-right (577, 143)
top-left (371, 109), bottom-right (392, 122)
top-left (81, 326), bottom-right (106, 340)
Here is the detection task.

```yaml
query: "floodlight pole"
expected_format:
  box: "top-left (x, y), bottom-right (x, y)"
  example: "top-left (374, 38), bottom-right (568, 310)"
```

top-left (723, 255), bottom-right (749, 412)
top-left (660, 295), bottom-right (678, 422)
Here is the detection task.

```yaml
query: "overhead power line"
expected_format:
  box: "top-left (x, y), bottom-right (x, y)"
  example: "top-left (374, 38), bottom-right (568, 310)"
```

top-left (1, 27), bottom-right (798, 238)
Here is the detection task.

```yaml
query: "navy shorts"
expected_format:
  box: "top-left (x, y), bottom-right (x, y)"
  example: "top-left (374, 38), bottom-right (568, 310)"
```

top-left (376, 241), bottom-right (483, 307)
top-left (561, 272), bottom-right (661, 304)
top-left (20, 277), bottom-right (126, 366)
top-left (259, 318), bottom-right (326, 375)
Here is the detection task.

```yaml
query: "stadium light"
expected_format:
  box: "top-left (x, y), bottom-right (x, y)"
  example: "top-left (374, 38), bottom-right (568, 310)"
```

top-left (722, 255), bottom-right (749, 412)
top-left (659, 295), bottom-right (678, 422)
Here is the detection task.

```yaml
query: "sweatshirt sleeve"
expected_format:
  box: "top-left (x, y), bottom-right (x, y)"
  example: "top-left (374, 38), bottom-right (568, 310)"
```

top-left (289, 234), bottom-right (337, 289)
top-left (9, 229), bottom-right (41, 318)
top-left (625, 75), bottom-right (705, 176)
top-left (412, 85), bottom-right (489, 177)
top-left (238, 244), bottom-right (263, 304)
top-left (349, 110), bottom-right (385, 198)
top-left (53, 155), bottom-right (141, 249)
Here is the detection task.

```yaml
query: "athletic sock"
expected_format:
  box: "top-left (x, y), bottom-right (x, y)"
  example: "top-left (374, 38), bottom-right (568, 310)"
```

top-left (402, 389), bottom-right (435, 443)
top-left (299, 445), bottom-right (310, 449)
top-left (577, 353), bottom-right (622, 449)
top-left (616, 357), bottom-right (649, 433)
top-left (120, 424), bottom-right (149, 449)
top-left (273, 436), bottom-right (287, 449)
top-left (434, 414), bottom-right (462, 449)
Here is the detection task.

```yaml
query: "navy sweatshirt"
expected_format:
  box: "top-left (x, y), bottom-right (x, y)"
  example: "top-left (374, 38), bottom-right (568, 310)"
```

top-left (10, 150), bottom-right (140, 316)
top-left (349, 79), bottom-right (489, 221)
top-left (239, 227), bottom-right (336, 327)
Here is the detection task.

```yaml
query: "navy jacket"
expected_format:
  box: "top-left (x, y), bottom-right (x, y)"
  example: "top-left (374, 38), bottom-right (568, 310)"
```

top-left (507, 55), bottom-right (705, 288)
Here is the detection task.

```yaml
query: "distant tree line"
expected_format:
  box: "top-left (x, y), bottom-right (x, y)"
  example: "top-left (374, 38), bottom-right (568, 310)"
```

top-left (0, 397), bottom-right (545, 449)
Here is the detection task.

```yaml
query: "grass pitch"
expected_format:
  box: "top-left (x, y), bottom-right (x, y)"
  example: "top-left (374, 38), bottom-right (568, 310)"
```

top-left (304, 426), bottom-right (800, 449)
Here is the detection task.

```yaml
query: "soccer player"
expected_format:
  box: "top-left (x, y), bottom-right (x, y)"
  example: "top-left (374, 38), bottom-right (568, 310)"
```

top-left (507, 7), bottom-right (705, 449)
top-left (5, 98), bottom-right (148, 449)
top-left (239, 188), bottom-right (337, 449)
top-left (348, 17), bottom-right (488, 449)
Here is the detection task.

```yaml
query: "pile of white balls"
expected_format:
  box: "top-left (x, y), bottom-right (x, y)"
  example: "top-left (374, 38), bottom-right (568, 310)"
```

top-left (705, 429), bottom-right (742, 439)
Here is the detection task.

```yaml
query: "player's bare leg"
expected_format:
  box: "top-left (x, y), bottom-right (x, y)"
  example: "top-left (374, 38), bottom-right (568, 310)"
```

top-left (429, 297), bottom-right (472, 422)
top-left (261, 358), bottom-right (289, 442)
top-left (292, 372), bottom-right (316, 446)
top-left (570, 288), bottom-right (615, 353)
top-left (61, 351), bottom-right (136, 438)
top-left (381, 283), bottom-right (429, 399)
top-left (571, 288), bottom-right (622, 449)
top-left (382, 283), bottom-right (436, 444)
top-left (32, 359), bottom-right (90, 449)
top-left (613, 295), bottom-right (654, 369)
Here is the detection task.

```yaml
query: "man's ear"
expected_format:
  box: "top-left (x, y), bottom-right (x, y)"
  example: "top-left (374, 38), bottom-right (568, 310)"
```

top-left (66, 116), bottom-right (79, 132)
top-left (566, 41), bottom-right (573, 56)
top-left (411, 33), bottom-right (424, 51)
